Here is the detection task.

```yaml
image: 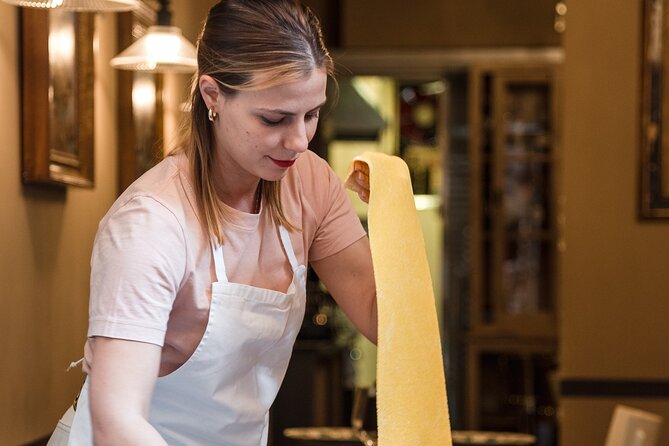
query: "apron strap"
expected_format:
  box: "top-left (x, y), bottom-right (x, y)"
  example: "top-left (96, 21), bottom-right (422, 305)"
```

top-left (211, 241), bottom-right (228, 282)
top-left (212, 225), bottom-right (299, 283)
top-left (278, 226), bottom-right (300, 272)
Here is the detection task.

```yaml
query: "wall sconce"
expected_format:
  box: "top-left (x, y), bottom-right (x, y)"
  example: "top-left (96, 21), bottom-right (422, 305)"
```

top-left (109, 0), bottom-right (197, 73)
top-left (1, 0), bottom-right (139, 11)
top-left (554, 1), bottom-right (567, 33)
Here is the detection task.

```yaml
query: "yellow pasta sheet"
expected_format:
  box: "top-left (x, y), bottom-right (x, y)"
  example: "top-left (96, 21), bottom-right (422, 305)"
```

top-left (346, 152), bottom-right (452, 446)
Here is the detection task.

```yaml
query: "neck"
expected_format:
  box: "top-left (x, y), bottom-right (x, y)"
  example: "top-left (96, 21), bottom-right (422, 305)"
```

top-left (214, 177), bottom-right (263, 214)
top-left (210, 151), bottom-right (264, 213)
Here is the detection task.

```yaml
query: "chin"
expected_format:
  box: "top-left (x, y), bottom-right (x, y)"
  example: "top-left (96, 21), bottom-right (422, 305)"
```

top-left (260, 169), bottom-right (290, 182)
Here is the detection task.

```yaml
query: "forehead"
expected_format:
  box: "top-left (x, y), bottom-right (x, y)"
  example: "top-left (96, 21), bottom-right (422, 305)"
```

top-left (241, 69), bottom-right (328, 109)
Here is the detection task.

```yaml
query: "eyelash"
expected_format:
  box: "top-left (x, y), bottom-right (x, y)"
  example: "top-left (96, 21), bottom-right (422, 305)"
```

top-left (261, 117), bottom-right (283, 126)
top-left (260, 112), bottom-right (320, 127)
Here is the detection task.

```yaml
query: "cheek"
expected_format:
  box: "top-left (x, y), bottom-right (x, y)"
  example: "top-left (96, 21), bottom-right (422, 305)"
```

top-left (244, 128), bottom-right (278, 153)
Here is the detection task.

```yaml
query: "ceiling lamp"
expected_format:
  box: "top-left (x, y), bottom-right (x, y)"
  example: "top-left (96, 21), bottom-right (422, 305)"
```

top-left (1, 0), bottom-right (140, 11)
top-left (109, 0), bottom-right (197, 73)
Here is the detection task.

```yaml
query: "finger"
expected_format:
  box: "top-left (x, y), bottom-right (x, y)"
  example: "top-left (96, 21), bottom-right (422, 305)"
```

top-left (353, 160), bottom-right (370, 177)
top-left (355, 170), bottom-right (370, 187)
top-left (345, 160), bottom-right (371, 203)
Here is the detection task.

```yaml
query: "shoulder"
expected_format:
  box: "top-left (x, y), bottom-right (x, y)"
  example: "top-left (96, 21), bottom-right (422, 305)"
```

top-left (296, 149), bottom-right (330, 169)
top-left (92, 156), bottom-right (194, 293)
top-left (285, 150), bottom-right (340, 196)
top-left (281, 150), bottom-right (366, 261)
top-left (103, 154), bottom-right (195, 231)
top-left (93, 154), bottom-right (204, 261)
top-left (291, 149), bottom-right (333, 182)
top-left (120, 154), bottom-right (186, 206)
top-left (280, 150), bottom-right (344, 218)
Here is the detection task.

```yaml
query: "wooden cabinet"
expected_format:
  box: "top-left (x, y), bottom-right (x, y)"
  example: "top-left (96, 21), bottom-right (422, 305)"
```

top-left (466, 337), bottom-right (558, 444)
top-left (465, 64), bottom-right (560, 445)
top-left (469, 65), bottom-right (559, 336)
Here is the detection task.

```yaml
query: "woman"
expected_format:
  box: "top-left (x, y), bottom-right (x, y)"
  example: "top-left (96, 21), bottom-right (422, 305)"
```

top-left (57, 1), bottom-right (377, 444)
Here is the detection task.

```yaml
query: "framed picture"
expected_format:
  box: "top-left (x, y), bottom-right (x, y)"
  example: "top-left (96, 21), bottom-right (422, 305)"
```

top-left (117, 1), bottom-right (164, 195)
top-left (640, 0), bottom-right (669, 217)
top-left (21, 9), bottom-right (95, 188)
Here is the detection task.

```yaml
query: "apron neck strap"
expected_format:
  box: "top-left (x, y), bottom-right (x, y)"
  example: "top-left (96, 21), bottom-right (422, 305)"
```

top-left (211, 225), bottom-right (300, 283)
top-left (278, 225), bottom-right (299, 272)
top-left (211, 241), bottom-right (228, 282)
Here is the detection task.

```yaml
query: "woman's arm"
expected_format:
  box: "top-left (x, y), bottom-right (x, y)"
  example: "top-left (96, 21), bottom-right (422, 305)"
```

top-left (310, 236), bottom-right (377, 344)
top-left (88, 336), bottom-right (168, 446)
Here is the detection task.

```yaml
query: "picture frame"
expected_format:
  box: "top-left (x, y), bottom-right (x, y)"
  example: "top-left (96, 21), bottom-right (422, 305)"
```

top-left (116, 1), bottom-right (164, 195)
top-left (20, 9), bottom-right (95, 188)
top-left (640, 0), bottom-right (669, 217)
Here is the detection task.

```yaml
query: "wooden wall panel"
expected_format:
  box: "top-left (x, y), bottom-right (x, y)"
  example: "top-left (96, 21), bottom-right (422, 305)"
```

top-left (340, 0), bottom-right (561, 48)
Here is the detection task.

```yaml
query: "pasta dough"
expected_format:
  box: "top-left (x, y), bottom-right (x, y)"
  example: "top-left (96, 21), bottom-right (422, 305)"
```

top-left (346, 152), bottom-right (452, 446)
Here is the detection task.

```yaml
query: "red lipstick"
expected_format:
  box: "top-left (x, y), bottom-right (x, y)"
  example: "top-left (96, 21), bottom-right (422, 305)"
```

top-left (270, 158), bottom-right (296, 168)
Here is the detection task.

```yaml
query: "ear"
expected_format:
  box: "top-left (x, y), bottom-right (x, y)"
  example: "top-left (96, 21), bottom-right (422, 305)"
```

top-left (198, 75), bottom-right (220, 109)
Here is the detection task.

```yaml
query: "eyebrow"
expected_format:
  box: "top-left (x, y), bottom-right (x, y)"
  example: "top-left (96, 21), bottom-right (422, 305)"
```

top-left (257, 99), bottom-right (327, 116)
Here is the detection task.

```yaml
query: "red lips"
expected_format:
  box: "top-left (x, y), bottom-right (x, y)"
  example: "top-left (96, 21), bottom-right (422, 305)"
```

top-left (270, 157), bottom-right (296, 168)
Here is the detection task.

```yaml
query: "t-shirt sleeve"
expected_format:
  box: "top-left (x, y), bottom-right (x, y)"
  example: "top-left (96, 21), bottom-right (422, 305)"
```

top-left (88, 195), bottom-right (186, 346)
top-left (303, 152), bottom-right (366, 261)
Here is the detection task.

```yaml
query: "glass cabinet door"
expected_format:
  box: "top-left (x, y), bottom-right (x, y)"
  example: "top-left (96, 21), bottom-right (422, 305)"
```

top-left (471, 67), bottom-right (558, 336)
top-left (466, 64), bottom-right (560, 445)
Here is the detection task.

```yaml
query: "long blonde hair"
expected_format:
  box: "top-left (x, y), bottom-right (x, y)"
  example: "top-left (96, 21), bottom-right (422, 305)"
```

top-left (176, 0), bottom-right (334, 245)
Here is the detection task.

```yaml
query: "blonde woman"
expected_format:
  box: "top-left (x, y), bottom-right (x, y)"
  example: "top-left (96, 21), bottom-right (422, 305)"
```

top-left (50, 1), bottom-right (376, 444)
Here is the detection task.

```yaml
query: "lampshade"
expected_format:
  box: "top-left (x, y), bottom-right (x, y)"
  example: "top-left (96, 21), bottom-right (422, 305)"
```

top-left (1, 0), bottom-right (140, 11)
top-left (110, 0), bottom-right (197, 73)
top-left (110, 25), bottom-right (197, 73)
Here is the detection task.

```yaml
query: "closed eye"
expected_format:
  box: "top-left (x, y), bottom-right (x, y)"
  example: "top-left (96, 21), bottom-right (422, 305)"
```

top-left (260, 116), bottom-right (284, 126)
top-left (260, 112), bottom-right (319, 127)
top-left (257, 101), bottom-right (325, 127)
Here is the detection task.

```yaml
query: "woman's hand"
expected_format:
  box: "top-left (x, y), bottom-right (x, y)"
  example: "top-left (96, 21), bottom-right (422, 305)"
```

top-left (345, 160), bottom-right (370, 203)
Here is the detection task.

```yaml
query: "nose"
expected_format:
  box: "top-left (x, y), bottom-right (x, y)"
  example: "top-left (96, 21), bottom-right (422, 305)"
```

top-left (283, 121), bottom-right (309, 154)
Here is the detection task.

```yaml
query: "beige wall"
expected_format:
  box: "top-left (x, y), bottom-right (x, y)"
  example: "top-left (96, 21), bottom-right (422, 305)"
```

top-left (162, 0), bottom-right (212, 150)
top-left (560, 0), bottom-right (669, 444)
top-left (0, 5), bottom-right (119, 444)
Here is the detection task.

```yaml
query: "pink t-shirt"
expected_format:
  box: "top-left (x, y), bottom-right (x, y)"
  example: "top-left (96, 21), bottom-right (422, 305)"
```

top-left (87, 150), bottom-right (365, 374)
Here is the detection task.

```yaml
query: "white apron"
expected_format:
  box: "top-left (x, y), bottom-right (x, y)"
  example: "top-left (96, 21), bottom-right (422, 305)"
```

top-left (61, 225), bottom-right (306, 446)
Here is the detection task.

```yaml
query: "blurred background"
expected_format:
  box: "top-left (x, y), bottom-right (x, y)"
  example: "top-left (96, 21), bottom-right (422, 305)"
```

top-left (1, 1), bottom-right (668, 445)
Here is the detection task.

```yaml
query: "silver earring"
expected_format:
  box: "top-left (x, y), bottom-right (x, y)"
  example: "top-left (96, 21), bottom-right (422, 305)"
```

top-left (208, 108), bottom-right (218, 122)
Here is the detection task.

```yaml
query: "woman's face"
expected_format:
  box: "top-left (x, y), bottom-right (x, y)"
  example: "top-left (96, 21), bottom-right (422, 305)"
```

top-left (211, 68), bottom-right (328, 184)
